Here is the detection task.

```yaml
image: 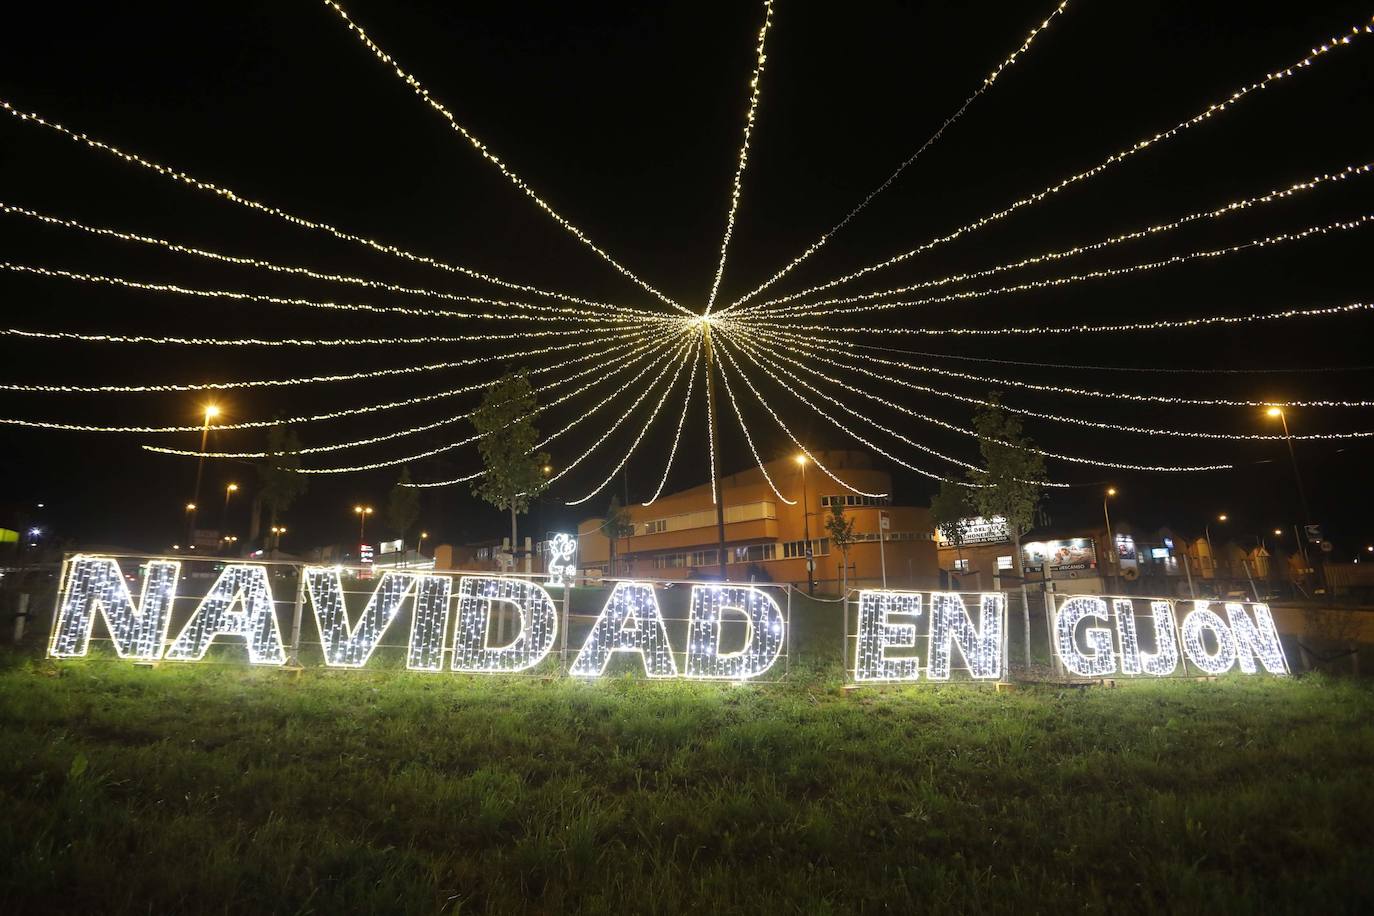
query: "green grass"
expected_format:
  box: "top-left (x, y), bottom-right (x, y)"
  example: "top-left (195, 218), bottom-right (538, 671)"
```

top-left (1, 598), bottom-right (1372, 913)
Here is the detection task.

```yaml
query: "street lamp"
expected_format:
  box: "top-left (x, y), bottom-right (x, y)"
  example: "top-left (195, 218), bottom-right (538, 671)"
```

top-left (795, 454), bottom-right (814, 596)
top-left (189, 404), bottom-right (220, 541)
top-left (221, 482), bottom-right (239, 533)
top-left (354, 505), bottom-right (374, 543)
top-left (1205, 513), bottom-right (1227, 578)
top-left (1265, 406), bottom-right (1316, 579)
top-left (1103, 487), bottom-right (1118, 589)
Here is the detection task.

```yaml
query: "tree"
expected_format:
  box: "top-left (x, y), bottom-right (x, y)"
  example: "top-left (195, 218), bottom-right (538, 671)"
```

top-left (824, 503), bottom-right (858, 594)
top-left (929, 480), bottom-right (973, 581)
top-left (603, 496), bottom-right (635, 577)
top-left (470, 371), bottom-right (550, 564)
top-left (964, 394), bottom-right (1047, 671)
top-left (255, 424), bottom-right (308, 552)
top-left (386, 467), bottom-right (421, 564)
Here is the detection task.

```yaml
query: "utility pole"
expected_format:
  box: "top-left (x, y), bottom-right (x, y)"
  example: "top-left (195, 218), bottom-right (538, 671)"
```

top-left (702, 323), bottom-right (729, 582)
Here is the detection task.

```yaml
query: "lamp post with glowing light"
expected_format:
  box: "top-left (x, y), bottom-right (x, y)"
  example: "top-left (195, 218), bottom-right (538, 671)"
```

top-left (1103, 487), bottom-right (1118, 590)
top-left (187, 404), bottom-right (219, 543)
top-left (269, 525), bottom-right (287, 556)
top-left (1265, 406), bottom-right (1317, 581)
top-left (354, 505), bottom-right (373, 544)
top-left (795, 454), bottom-right (814, 596)
top-left (221, 482), bottom-right (239, 534)
top-left (1205, 513), bottom-right (1228, 579)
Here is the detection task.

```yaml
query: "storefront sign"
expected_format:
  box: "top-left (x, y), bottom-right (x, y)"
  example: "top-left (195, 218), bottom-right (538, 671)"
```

top-left (1053, 595), bottom-right (1288, 677)
top-left (936, 516), bottom-right (1009, 547)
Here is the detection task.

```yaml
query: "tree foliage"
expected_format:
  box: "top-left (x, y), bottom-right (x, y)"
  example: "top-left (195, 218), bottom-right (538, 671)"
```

top-left (470, 371), bottom-right (550, 518)
top-left (965, 394), bottom-right (1047, 538)
top-left (824, 504), bottom-right (858, 558)
top-left (929, 480), bottom-right (973, 553)
top-left (604, 495), bottom-right (635, 576)
top-left (386, 467), bottom-right (421, 542)
top-left (255, 424), bottom-right (308, 526)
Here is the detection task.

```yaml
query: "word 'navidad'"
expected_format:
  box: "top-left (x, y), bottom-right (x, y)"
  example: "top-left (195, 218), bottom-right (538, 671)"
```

top-left (48, 556), bottom-right (786, 680)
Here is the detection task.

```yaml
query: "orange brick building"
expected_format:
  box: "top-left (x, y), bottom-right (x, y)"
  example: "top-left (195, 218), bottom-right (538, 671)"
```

top-left (576, 451), bottom-right (939, 591)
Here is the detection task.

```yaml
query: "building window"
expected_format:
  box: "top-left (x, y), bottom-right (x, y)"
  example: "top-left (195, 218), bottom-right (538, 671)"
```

top-left (820, 494), bottom-right (891, 508)
top-left (689, 549), bottom-right (719, 568)
top-left (997, 556), bottom-right (1013, 571)
top-left (781, 538), bottom-right (830, 559)
top-left (953, 559), bottom-right (970, 573)
top-left (643, 519), bottom-right (667, 535)
top-left (733, 543), bottom-right (776, 563)
top-left (653, 553), bottom-right (686, 569)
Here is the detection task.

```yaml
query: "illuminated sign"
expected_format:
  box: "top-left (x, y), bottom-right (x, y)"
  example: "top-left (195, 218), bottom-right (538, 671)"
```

top-left (851, 589), bottom-right (1006, 682)
top-left (1053, 595), bottom-right (1288, 678)
top-left (935, 516), bottom-right (1009, 547)
top-left (1023, 538), bottom-right (1097, 578)
top-left (546, 532), bottom-right (577, 587)
top-left (49, 556), bottom-right (787, 681)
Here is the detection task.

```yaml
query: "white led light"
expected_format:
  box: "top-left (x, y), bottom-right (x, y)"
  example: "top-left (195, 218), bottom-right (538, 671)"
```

top-left (642, 343), bottom-right (702, 506)
top-left (1225, 602), bottom-right (1288, 674)
top-left (1179, 602), bottom-right (1238, 675)
top-left (854, 589), bottom-right (922, 682)
top-left (730, 1), bottom-right (1073, 309)
top-left (683, 584), bottom-right (785, 680)
top-left (407, 574), bottom-right (452, 672)
top-left (322, 1), bottom-right (686, 314)
top-left (746, 213), bottom-right (1374, 322)
top-left (1113, 598), bottom-right (1179, 676)
top-left (546, 534), bottom-right (577, 587)
top-left (750, 163), bottom-right (1374, 317)
top-left (569, 581), bottom-right (678, 678)
top-left (928, 592), bottom-right (1003, 680)
top-left (0, 200), bottom-right (657, 321)
top-left (0, 99), bottom-right (656, 313)
top-left (730, 326), bottom-right (1230, 474)
top-left (49, 555), bottom-right (178, 660)
top-left (305, 568), bottom-right (418, 668)
top-left (164, 564), bottom-right (286, 665)
top-left (714, 339), bottom-right (798, 503)
top-left (1055, 596), bottom-right (1116, 677)
top-left (703, 0), bottom-right (773, 314)
top-left (728, 17), bottom-right (1374, 312)
top-left (451, 576), bottom-right (558, 673)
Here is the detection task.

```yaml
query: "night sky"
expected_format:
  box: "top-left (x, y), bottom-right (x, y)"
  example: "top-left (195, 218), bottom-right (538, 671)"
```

top-left (2, 0), bottom-right (1372, 556)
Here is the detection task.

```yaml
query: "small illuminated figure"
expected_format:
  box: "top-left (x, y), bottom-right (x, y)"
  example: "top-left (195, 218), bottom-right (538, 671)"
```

top-left (547, 533), bottom-right (577, 587)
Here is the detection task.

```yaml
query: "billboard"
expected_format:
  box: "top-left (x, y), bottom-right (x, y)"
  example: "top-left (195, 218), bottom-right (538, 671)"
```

top-left (1023, 538), bottom-right (1097, 578)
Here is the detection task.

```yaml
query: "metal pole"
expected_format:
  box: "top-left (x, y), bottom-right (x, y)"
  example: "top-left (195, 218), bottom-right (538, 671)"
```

top-left (1102, 497), bottom-right (1115, 593)
top-left (703, 325), bottom-right (729, 582)
top-left (189, 413), bottom-right (211, 544)
top-left (287, 563), bottom-right (306, 667)
top-left (1181, 549), bottom-right (1196, 598)
top-left (878, 512), bottom-right (888, 589)
top-left (800, 461), bottom-right (813, 596)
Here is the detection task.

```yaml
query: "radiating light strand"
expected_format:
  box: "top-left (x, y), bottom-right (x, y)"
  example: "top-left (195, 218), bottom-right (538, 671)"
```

top-left (321, 0), bottom-right (686, 314)
top-left (703, 0), bottom-right (774, 315)
top-left (730, 0), bottom-right (1073, 308)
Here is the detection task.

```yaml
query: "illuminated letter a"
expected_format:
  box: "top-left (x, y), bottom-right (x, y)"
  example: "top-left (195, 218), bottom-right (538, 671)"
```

top-left (570, 582), bottom-right (677, 677)
top-left (164, 564), bottom-right (286, 665)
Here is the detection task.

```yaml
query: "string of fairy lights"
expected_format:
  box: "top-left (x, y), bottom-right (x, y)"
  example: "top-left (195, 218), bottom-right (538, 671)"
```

top-left (1, 3), bottom-right (1372, 522)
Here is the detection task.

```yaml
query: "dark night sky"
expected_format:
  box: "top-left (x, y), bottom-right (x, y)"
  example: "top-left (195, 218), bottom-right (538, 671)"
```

top-left (2, 0), bottom-right (1372, 555)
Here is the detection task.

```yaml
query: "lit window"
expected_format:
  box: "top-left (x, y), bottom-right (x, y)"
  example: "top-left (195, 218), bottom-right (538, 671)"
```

top-left (997, 556), bottom-right (1013, 570)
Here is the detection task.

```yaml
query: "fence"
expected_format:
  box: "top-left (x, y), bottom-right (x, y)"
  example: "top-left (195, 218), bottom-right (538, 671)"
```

top-left (5, 552), bottom-right (1328, 685)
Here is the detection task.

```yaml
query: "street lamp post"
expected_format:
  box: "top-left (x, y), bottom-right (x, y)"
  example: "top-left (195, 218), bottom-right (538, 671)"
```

top-left (1205, 513), bottom-right (1227, 581)
top-left (1102, 487), bottom-right (1118, 591)
top-left (188, 404), bottom-right (219, 544)
top-left (221, 482), bottom-right (239, 534)
top-left (1266, 407), bottom-right (1317, 585)
top-left (795, 454), bottom-right (814, 596)
top-left (354, 505), bottom-right (373, 544)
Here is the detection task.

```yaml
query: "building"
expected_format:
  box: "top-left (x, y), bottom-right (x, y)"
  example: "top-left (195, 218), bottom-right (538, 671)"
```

top-left (575, 450), bottom-right (939, 590)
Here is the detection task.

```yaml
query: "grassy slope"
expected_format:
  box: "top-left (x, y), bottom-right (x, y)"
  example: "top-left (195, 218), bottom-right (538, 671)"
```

top-left (1, 598), bottom-right (1372, 914)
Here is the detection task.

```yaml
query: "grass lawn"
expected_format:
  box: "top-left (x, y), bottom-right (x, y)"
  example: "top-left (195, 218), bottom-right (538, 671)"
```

top-left (1, 596), bottom-right (1372, 913)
